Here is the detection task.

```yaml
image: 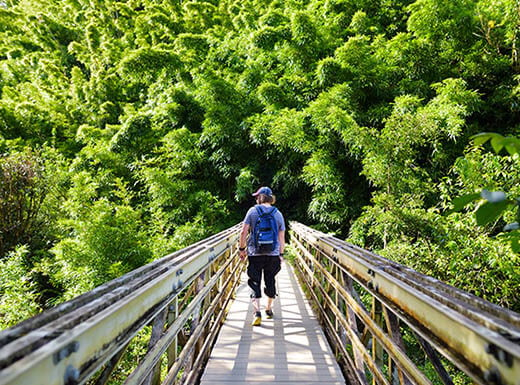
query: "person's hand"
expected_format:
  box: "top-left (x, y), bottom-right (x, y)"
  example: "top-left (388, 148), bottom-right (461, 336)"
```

top-left (239, 248), bottom-right (247, 260)
top-left (279, 253), bottom-right (284, 263)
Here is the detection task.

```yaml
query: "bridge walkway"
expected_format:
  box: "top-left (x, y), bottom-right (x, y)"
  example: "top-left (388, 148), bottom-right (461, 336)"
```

top-left (200, 261), bottom-right (346, 385)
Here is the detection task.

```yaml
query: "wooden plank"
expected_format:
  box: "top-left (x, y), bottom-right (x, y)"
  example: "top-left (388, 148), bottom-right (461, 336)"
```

top-left (202, 382), bottom-right (345, 385)
top-left (200, 263), bottom-right (346, 385)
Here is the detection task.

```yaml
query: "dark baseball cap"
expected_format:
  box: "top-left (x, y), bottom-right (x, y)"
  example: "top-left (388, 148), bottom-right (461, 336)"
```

top-left (252, 186), bottom-right (273, 197)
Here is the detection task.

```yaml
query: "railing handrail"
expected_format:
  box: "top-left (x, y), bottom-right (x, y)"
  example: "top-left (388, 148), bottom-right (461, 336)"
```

top-left (290, 221), bottom-right (520, 385)
top-left (0, 225), bottom-right (239, 349)
top-left (0, 224), bottom-right (242, 385)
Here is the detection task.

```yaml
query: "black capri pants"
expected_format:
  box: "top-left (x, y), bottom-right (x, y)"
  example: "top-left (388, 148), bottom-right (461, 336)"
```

top-left (247, 255), bottom-right (282, 299)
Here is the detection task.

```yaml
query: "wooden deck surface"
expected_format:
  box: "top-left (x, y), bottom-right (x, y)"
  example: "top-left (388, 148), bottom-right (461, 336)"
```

top-left (200, 261), bottom-right (347, 385)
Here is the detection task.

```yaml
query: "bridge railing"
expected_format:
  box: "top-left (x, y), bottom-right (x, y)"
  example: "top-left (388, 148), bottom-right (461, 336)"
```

top-left (290, 222), bottom-right (520, 385)
top-left (0, 224), bottom-right (242, 385)
top-left (3, 221), bottom-right (519, 385)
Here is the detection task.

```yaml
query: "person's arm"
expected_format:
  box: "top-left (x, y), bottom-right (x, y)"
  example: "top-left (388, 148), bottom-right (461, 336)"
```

top-left (239, 223), bottom-right (250, 260)
top-left (278, 229), bottom-right (285, 259)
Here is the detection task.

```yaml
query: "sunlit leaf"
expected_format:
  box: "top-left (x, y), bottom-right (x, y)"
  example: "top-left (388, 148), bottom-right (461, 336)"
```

top-left (504, 138), bottom-right (520, 155)
top-left (471, 132), bottom-right (493, 146)
top-left (512, 238), bottom-right (520, 253)
top-left (490, 135), bottom-right (505, 153)
top-left (451, 193), bottom-right (481, 212)
top-left (475, 201), bottom-right (510, 226)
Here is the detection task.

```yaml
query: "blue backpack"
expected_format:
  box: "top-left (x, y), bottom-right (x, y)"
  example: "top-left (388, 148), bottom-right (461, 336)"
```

top-left (254, 205), bottom-right (278, 254)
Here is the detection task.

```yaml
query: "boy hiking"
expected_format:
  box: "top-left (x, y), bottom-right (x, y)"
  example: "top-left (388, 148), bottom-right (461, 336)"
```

top-left (238, 186), bottom-right (286, 326)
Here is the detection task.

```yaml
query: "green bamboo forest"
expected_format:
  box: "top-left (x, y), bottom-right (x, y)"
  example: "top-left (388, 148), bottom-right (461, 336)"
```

top-left (0, 0), bottom-right (519, 333)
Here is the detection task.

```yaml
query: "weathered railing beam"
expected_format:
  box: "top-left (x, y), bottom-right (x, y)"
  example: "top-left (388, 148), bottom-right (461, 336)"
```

top-left (162, 252), bottom-right (242, 385)
top-left (292, 234), bottom-right (432, 385)
top-left (0, 225), bottom-right (241, 385)
top-left (290, 221), bottom-right (520, 385)
top-left (293, 252), bottom-right (374, 385)
top-left (123, 248), bottom-right (239, 385)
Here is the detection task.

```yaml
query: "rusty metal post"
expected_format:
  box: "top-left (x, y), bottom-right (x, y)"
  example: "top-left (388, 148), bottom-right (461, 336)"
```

top-left (180, 280), bottom-right (200, 382)
top-left (310, 241), bottom-right (316, 289)
top-left (191, 273), bottom-right (206, 364)
top-left (335, 263), bottom-right (348, 360)
top-left (200, 265), bottom-right (213, 363)
top-left (333, 262), bottom-right (346, 361)
top-left (217, 252), bottom-right (224, 295)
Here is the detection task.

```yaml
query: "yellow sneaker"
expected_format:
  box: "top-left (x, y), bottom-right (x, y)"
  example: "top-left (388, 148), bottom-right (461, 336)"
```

top-left (265, 309), bottom-right (274, 319)
top-left (251, 312), bottom-right (262, 326)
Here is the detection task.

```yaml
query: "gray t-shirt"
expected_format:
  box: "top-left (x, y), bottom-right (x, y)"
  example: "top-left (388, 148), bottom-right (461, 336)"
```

top-left (244, 204), bottom-right (286, 256)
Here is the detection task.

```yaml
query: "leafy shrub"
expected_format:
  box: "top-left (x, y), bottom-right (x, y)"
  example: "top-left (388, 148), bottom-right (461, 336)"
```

top-left (0, 151), bottom-right (46, 256)
top-left (0, 246), bottom-right (41, 329)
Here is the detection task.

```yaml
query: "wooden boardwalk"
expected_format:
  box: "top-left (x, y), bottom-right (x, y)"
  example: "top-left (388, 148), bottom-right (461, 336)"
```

top-left (200, 262), bottom-right (346, 385)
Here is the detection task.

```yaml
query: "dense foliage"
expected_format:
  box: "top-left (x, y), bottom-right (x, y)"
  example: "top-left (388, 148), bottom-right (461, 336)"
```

top-left (0, 0), bottom-right (519, 329)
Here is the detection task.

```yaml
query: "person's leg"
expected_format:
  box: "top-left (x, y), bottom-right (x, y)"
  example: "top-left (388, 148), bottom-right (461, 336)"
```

top-left (265, 296), bottom-right (274, 319)
top-left (247, 256), bottom-right (262, 299)
top-left (247, 256), bottom-right (263, 325)
top-left (263, 256), bottom-right (281, 317)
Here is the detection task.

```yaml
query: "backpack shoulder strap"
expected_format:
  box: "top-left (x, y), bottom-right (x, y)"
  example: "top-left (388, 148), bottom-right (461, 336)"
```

top-left (255, 205), bottom-right (264, 216)
top-left (268, 207), bottom-right (278, 231)
top-left (255, 205), bottom-right (277, 218)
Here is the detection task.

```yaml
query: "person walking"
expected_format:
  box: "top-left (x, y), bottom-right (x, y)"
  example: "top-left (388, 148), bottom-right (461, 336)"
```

top-left (238, 186), bottom-right (286, 326)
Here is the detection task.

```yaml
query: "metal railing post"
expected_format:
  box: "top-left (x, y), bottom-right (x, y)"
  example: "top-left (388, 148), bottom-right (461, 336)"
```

top-left (167, 297), bottom-right (179, 371)
top-left (143, 308), bottom-right (167, 385)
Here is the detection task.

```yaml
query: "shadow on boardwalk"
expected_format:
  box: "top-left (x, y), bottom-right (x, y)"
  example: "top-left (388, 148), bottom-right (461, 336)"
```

top-left (200, 262), bottom-right (346, 385)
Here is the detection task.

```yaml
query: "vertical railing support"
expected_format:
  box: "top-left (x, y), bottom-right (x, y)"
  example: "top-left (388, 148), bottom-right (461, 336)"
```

top-left (371, 298), bottom-right (384, 385)
top-left (342, 273), bottom-right (368, 384)
top-left (181, 273), bottom-right (205, 381)
top-left (415, 333), bottom-right (454, 385)
top-left (93, 341), bottom-right (131, 385)
top-left (143, 308), bottom-right (167, 385)
top-left (167, 297), bottom-right (179, 371)
top-left (382, 307), bottom-right (411, 385)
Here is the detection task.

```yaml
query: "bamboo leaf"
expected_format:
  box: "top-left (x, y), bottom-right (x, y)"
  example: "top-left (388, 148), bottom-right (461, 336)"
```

top-left (475, 201), bottom-right (510, 226)
top-left (471, 133), bottom-right (494, 146)
top-left (490, 135), bottom-right (504, 153)
top-left (451, 193), bottom-right (481, 212)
